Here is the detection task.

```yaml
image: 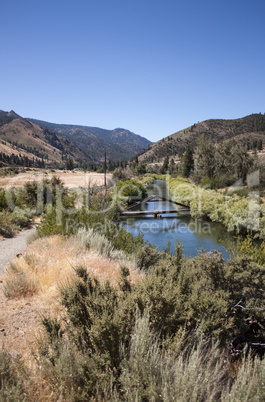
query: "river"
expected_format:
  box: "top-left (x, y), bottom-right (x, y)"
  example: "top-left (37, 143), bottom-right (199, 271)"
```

top-left (121, 180), bottom-right (234, 259)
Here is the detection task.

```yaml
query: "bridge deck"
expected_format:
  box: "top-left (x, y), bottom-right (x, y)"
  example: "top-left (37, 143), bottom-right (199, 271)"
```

top-left (120, 195), bottom-right (190, 217)
top-left (120, 208), bottom-right (190, 216)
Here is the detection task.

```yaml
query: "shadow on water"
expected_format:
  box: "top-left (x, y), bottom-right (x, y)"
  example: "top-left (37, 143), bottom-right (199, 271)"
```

top-left (121, 180), bottom-right (235, 260)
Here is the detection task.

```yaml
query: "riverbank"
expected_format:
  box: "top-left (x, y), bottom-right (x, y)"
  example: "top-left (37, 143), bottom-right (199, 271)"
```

top-left (121, 179), bottom-right (234, 259)
top-left (158, 175), bottom-right (265, 238)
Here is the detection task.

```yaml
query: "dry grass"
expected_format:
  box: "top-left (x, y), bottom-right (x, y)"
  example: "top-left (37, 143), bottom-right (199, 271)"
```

top-left (0, 119), bottom-right (62, 159)
top-left (0, 235), bottom-right (140, 368)
top-left (0, 170), bottom-right (113, 189)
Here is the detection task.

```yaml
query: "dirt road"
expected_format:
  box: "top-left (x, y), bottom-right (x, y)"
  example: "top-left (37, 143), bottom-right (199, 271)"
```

top-left (0, 227), bottom-right (36, 276)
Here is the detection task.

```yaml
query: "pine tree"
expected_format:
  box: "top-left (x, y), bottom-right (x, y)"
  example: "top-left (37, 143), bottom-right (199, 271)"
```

top-left (182, 147), bottom-right (194, 177)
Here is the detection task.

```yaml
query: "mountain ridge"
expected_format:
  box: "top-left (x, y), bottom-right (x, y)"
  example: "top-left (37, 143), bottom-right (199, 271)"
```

top-left (139, 113), bottom-right (265, 163)
top-left (0, 112), bottom-right (94, 168)
top-left (0, 110), bottom-right (152, 168)
top-left (28, 118), bottom-right (152, 162)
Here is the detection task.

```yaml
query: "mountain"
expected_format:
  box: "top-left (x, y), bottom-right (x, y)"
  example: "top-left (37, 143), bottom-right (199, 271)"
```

top-left (0, 111), bottom-right (94, 168)
top-left (139, 114), bottom-right (265, 163)
top-left (28, 118), bottom-right (152, 162)
top-left (0, 110), bottom-right (152, 168)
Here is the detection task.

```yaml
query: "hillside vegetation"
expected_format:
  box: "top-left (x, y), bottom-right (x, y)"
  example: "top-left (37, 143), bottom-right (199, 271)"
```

top-left (140, 113), bottom-right (265, 164)
top-left (0, 112), bottom-right (93, 168)
top-left (0, 110), bottom-right (151, 168)
top-left (29, 118), bottom-right (152, 162)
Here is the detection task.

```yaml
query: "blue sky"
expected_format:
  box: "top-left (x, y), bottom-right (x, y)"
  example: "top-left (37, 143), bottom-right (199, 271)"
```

top-left (1, 0), bottom-right (265, 142)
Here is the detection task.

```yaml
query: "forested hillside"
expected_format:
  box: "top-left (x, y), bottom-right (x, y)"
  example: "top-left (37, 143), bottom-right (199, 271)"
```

top-left (137, 113), bottom-right (265, 191)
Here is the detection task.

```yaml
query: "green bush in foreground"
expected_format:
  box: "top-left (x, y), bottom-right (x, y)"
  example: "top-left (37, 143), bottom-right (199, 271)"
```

top-left (34, 239), bottom-right (265, 400)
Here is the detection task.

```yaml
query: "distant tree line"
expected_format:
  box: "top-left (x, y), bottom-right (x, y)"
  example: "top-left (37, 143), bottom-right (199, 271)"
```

top-left (63, 157), bottom-right (128, 172)
top-left (4, 139), bottom-right (49, 160)
top-left (0, 152), bottom-right (45, 168)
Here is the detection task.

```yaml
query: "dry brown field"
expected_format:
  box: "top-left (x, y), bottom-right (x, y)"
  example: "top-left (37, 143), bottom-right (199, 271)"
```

top-left (0, 170), bottom-right (113, 189)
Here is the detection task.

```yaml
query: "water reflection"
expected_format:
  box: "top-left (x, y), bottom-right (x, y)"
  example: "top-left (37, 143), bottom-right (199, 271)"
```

top-left (121, 180), bottom-right (234, 260)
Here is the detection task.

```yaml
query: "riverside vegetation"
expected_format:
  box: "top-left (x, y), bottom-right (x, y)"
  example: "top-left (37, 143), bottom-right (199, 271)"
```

top-left (166, 175), bottom-right (265, 238)
top-left (1, 174), bottom-right (265, 400)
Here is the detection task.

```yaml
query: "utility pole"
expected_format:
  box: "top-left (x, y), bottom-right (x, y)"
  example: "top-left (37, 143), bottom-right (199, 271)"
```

top-left (104, 152), bottom-right (107, 189)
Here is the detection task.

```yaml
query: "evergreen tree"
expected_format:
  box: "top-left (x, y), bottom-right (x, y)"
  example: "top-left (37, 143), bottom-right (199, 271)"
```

top-left (195, 137), bottom-right (216, 179)
top-left (182, 147), bottom-right (194, 177)
top-left (66, 157), bottom-right (74, 170)
top-left (160, 156), bottom-right (169, 174)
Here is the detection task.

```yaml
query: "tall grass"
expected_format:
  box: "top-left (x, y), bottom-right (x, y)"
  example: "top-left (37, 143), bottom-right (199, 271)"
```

top-left (222, 355), bottom-right (265, 401)
top-left (3, 262), bottom-right (39, 298)
top-left (74, 228), bottom-right (137, 267)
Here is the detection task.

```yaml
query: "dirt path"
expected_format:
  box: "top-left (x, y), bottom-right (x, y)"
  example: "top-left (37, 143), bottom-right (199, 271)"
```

top-left (0, 227), bottom-right (36, 277)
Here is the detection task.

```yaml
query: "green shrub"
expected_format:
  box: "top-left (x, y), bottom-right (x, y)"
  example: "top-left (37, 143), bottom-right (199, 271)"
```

top-left (222, 354), bottom-right (265, 401)
top-left (37, 269), bottom-right (132, 399)
top-left (140, 175), bottom-right (155, 186)
top-left (169, 175), bottom-right (265, 237)
top-left (115, 179), bottom-right (148, 205)
top-left (10, 209), bottom-right (30, 229)
top-left (0, 190), bottom-right (7, 211)
top-left (102, 223), bottom-right (144, 255)
top-left (0, 350), bottom-right (27, 401)
top-left (113, 167), bottom-right (127, 181)
top-left (35, 246), bottom-right (265, 399)
top-left (96, 167), bottom-right (104, 173)
top-left (36, 209), bottom-right (70, 237)
top-left (228, 235), bottom-right (265, 266)
top-left (201, 175), bottom-right (228, 189)
top-left (136, 244), bottom-right (161, 270)
top-left (0, 212), bottom-right (17, 237)
top-left (15, 181), bottom-right (38, 208)
top-left (118, 314), bottom-right (228, 402)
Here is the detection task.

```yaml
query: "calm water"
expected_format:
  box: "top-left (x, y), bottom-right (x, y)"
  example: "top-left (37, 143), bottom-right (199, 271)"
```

top-left (122, 180), bottom-right (234, 260)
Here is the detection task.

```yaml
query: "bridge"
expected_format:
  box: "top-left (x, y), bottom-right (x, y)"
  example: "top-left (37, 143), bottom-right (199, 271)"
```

top-left (120, 195), bottom-right (190, 219)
